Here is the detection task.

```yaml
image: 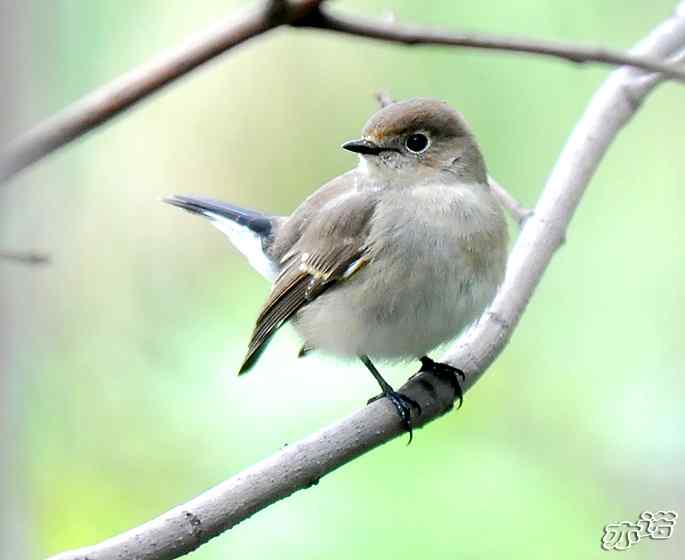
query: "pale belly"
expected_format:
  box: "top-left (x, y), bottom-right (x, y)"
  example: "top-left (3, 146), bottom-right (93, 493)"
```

top-left (290, 183), bottom-right (507, 361)
top-left (293, 241), bottom-right (501, 361)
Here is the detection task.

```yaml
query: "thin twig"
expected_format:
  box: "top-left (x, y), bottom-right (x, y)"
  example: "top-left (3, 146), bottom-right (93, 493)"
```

top-left (301, 4), bottom-right (685, 81)
top-left (47, 2), bottom-right (685, 559)
top-left (374, 90), bottom-right (396, 107)
top-left (0, 250), bottom-right (50, 265)
top-left (488, 175), bottom-right (533, 226)
top-left (3, 1), bottom-right (685, 184)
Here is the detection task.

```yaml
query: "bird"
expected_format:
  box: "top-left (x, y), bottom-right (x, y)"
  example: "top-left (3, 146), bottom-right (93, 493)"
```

top-left (165, 97), bottom-right (508, 441)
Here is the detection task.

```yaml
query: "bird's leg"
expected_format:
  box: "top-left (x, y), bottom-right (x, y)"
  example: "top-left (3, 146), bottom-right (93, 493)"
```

top-left (417, 356), bottom-right (465, 408)
top-left (360, 355), bottom-right (422, 444)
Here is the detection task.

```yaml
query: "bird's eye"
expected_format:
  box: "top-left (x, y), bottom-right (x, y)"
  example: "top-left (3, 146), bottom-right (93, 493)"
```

top-left (405, 133), bottom-right (430, 154)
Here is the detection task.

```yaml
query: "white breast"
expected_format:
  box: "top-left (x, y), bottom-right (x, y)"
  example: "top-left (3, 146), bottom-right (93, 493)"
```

top-left (294, 183), bottom-right (507, 361)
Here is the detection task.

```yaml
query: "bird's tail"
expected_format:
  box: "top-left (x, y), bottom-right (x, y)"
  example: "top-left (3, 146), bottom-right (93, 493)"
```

top-left (164, 194), bottom-right (279, 280)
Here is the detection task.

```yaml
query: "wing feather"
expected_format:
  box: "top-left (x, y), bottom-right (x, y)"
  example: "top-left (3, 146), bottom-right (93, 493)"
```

top-left (238, 250), bottom-right (366, 374)
top-left (237, 180), bottom-right (377, 374)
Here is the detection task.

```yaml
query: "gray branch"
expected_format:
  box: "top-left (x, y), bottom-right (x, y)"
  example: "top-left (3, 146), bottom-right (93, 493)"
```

top-left (47, 2), bottom-right (685, 559)
top-left (3, 0), bottom-right (685, 183)
top-left (487, 175), bottom-right (533, 227)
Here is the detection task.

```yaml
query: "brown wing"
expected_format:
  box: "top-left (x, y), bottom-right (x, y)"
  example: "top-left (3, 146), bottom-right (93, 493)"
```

top-left (238, 183), bottom-right (376, 374)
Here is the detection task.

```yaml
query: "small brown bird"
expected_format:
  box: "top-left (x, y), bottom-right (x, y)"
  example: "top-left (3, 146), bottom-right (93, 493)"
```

top-left (166, 98), bottom-right (508, 440)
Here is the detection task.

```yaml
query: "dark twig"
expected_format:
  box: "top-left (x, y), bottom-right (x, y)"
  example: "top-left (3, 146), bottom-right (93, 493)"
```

top-left (302, 5), bottom-right (685, 81)
top-left (0, 250), bottom-right (50, 266)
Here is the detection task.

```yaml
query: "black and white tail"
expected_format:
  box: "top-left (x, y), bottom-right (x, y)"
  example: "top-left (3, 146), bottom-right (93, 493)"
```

top-left (164, 195), bottom-right (279, 280)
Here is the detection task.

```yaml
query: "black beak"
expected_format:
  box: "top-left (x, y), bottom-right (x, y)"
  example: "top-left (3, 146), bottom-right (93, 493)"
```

top-left (342, 138), bottom-right (384, 155)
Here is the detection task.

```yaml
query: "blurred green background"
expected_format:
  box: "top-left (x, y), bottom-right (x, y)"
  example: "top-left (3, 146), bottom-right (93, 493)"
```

top-left (1, 1), bottom-right (684, 558)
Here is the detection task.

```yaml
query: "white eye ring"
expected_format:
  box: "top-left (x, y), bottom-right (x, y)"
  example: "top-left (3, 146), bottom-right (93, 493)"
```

top-left (405, 133), bottom-right (430, 154)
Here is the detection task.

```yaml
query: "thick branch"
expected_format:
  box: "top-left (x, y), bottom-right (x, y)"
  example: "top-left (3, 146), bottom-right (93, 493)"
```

top-left (47, 2), bottom-right (685, 560)
top-left (444, 4), bottom-right (685, 388)
top-left (3, 1), bottom-right (685, 184)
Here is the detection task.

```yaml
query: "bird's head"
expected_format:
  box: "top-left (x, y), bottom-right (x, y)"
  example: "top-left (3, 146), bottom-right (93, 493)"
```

top-left (343, 97), bottom-right (487, 186)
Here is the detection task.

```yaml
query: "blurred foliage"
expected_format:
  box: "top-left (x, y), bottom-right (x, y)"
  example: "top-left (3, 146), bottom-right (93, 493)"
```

top-left (1, 1), bottom-right (684, 559)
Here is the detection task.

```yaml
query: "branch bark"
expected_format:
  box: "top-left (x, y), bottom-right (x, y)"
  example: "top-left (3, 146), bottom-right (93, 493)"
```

top-left (0, 0), bottom-right (326, 183)
top-left (2, 0), bottom-right (685, 184)
top-left (300, 4), bottom-right (685, 81)
top-left (47, 2), bottom-right (685, 559)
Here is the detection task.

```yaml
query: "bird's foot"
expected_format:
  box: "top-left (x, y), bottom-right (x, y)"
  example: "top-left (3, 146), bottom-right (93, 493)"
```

top-left (367, 390), bottom-right (422, 444)
top-left (418, 356), bottom-right (465, 408)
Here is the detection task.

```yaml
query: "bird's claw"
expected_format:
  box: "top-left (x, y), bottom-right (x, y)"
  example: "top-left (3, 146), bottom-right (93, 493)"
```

top-left (418, 356), bottom-right (465, 408)
top-left (368, 390), bottom-right (422, 444)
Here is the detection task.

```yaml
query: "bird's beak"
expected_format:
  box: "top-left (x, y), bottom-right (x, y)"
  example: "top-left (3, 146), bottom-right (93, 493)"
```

top-left (342, 138), bottom-right (383, 155)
